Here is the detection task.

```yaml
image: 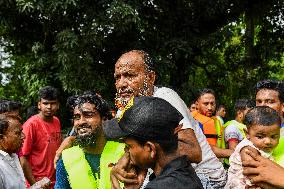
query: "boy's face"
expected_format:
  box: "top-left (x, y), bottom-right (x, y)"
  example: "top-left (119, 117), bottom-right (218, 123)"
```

top-left (124, 138), bottom-right (154, 169)
top-left (38, 99), bottom-right (59, 118)
top-left (247, 123), bottom-right (280, 153)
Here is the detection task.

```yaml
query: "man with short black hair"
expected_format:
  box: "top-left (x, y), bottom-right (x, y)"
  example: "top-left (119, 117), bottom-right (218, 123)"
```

top-left (55, 92), bottom-right (124, 189)
top-left (106, 96), bottom-right (203, 189)
top-left (224, 99), bottom-right (255, 150)
top-left (20, 86), bottom-right (62, 188)
top-left (0, 99), bottom-right (22, 118)
top-left (255, 79), bottom-right (284, 131)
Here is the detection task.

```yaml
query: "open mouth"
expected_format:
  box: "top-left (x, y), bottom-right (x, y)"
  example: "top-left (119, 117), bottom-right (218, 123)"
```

top-left (77, 126), bottom-right (92, 136)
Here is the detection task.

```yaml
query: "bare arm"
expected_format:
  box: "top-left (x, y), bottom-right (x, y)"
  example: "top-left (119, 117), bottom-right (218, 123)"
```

top-left (210, 145), bottom-right (233, 158)
top-left (228, 140), bottom-right (239, 150)
top-left (20, 156), bottom-right (36, 185)
top-left (178, 128), bottom-right (202, 163)
top-left (54, 136), bottom-right (76, 168)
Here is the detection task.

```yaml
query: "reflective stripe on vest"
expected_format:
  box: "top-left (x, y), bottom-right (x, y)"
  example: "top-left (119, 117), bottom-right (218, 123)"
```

top-left (62, 141), bottom-right (125, 189)
top-left (212, 117), bottom-right (225, 149)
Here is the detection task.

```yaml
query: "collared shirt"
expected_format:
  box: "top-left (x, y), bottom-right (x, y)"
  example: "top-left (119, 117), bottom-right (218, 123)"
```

top-left (0, 150), bottom-right (26, 189)
top-left (145, 156), bottom-right (203, 189)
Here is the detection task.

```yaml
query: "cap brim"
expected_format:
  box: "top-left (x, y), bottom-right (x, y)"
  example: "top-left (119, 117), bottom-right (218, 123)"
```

top-left (103, 118), bottom-right (128, 139)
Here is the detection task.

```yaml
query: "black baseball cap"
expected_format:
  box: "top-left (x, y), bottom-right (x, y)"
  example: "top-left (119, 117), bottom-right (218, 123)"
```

top-left (103, 96), bottom-right (183, 144)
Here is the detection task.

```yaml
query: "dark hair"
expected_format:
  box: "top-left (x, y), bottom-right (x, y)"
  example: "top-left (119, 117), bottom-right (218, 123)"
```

top-left (216, 105), bottom-right (225, 112)
top-left (244, 106), bottom-right (281, 128)
top-left (234, 99), bottom-right (255, 112)
top-left (38, 86), bottom-right (59, 101)
top-left (0, 100), bottom-right (22, 114)
top-left (129, 50), bottom-right (155, 72)
top-left (195, 88), bottom-right (215, 100)
top-left (26, 106), bottom-right (39, 118)
top-left (0, 114), bottom-right (20, 137)
top-left (129, 135), bottom-right (178, 155)
top-left (256, 79), bottom-right (284, 102)
top-left (0, 115), bottom-right (9, 137)
top-left (67, 92), bottom-right (111, 119)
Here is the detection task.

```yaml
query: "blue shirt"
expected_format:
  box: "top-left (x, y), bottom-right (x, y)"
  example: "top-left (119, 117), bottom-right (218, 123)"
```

top-left (54, 153), bottom-right (100, 189)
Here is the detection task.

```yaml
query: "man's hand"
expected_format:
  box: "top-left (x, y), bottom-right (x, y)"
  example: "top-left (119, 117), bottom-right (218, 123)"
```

top-left (110, 152), bottom-right (146, 189)
top-left (242, 147), bottom-right (284, 188)
top-left (54, 136), bottom-right (75, 168)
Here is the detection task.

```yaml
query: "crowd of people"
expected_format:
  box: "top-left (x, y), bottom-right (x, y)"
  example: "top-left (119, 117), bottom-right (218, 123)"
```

top-left (0, 50), bottom-right (283, 189)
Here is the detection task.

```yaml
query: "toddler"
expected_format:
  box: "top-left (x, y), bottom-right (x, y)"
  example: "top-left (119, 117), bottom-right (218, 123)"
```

top-left (225, 106), bottom-right (281, 189)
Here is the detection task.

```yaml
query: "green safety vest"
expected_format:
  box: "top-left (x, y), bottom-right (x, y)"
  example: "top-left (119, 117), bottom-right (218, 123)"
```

top-left (212, 116), bottom-right (225, 149)
top-left (62, 141), bottom-right (125, 189)
top-left (223, 120), bottom-right (247, 166)
top-left (273, 137), bottom-right (284, 167)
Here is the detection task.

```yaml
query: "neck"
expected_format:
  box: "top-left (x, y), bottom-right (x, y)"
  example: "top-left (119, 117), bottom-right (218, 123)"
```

top-left (0, 143), bottom-right (11, 155)
top-left (38, 112), bottom-right (53, 122)
top-left (152, 151), bottom-right (179, 176)
top-left (82, 133), bottom-right (106, 154)
top-left (235, 116), bottom-right (242, 123)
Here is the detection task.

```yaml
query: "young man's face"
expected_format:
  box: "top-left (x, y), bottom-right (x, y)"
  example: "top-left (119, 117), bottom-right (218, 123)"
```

top-left (217, 107), bottom-right (226, 118)
top-left (256, 89), bottom-right (284, 117)
top-left (237, 108), bottom-right (251, 123)
top-left (1, 119), bottom-right (25, 154)
top-left (196, 93), bottom-right (216, 117)
top-left (189, 103), bottom-right (198, 112)
top-left (247, 123), bottom-right (280, 153)
top-left (114, 52), bottom-right (155, 107)
top-left (124, 138), bottom-right (153, 169)
top-left (38, 99), bottom-right (59, 118)
top-left (73, 103), bottom-right (102, 146)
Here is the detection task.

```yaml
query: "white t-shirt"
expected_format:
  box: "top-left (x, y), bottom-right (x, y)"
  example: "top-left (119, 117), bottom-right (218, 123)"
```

top-left (153, 86), bottom-right (226, 180)
top-left (225, 120), bottom-right (245, 143)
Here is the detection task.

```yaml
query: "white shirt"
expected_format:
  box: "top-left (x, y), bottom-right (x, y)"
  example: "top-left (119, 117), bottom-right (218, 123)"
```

top-left (153, 86), bottom-right (226, 180)
top-left (0, 150), bottom-right (26, 189)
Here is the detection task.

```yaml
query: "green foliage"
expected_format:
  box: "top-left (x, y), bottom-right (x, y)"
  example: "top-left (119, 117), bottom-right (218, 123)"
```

top-left (0, 0), bottom-right (283, 122)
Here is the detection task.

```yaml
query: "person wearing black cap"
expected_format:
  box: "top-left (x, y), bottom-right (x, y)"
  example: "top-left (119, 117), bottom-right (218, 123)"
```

top-left (104, 96), bottom-right (203, 189)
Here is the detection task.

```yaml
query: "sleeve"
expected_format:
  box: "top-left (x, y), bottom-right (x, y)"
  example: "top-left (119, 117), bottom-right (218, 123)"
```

top-left (153, 87), bottom-right (198, 130)
top-left (54, 158), bottom-right (71, 189)
top-left (224, 124), bottom-right (241, 142)
top-left (21, 120), bottom-right (35, 156)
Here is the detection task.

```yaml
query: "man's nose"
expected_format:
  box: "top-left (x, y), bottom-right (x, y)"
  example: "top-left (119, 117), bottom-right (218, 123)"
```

top-left (208, 104), bottom-right (213, 110)
top-left (116, 76), bottom-right (128, 88)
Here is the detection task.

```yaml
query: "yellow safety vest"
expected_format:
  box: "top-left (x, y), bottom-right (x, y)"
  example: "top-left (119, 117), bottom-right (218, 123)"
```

top-left (273, 137), bottom-right (284, 167)
top-left (212, 116), bottom-right (225, 149)
top-left (62, 141), bottom-right (125, 189)
top-left (222, 120), bottom-right (247, 166)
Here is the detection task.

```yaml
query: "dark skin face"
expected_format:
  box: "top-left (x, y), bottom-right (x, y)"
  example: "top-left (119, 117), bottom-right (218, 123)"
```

top-left (196, 93), bottom-right (216, 117)
top-left (73, 103), bottom-right (102, 138)
top-left (114, 51), bottom-right (155, 107)
top-left (256, 89), bottom-right (284, 118)
top-left (0, 118), bottom-right (25, 154)
top-left (38, 99), bottom-right (59, 120)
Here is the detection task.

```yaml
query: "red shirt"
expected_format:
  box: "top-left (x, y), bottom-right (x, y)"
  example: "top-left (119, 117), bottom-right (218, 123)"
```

top-left (21, 115), bottom-right (62, 188)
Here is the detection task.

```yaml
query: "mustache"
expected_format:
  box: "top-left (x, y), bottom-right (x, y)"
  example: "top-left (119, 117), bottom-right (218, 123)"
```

top-left (76, 123), bottom-right (92, 130)
top-left (117, 87), bottom-right (134, 94)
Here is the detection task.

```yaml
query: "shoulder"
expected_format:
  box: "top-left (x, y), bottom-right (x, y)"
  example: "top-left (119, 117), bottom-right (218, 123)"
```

top-left (22, 115), bottom-right (41, 129)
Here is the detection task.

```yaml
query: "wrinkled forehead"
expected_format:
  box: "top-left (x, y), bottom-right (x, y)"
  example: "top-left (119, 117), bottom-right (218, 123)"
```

top-left (115, 53), bottom-right (145, 68)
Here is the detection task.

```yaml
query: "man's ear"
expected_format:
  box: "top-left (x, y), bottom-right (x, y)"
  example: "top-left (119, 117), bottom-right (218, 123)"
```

top-left (37, 101), bottom-right (41, 109)
top-left (147, 71), bottom-right (156, 86)
top-left (145, 141), bottom-right (156, 159)
top-left (281, 102), bottom-right (284, 117)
